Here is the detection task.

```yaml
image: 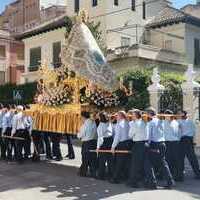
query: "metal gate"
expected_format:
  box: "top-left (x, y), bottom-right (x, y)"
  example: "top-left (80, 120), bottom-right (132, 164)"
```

top-left (159, 89), bottom-right (183, 114)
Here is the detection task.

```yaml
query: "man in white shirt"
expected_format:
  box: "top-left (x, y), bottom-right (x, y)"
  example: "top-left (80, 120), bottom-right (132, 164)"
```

top-left (127, 109), bottom-right (150, 188)
top-left (178, 110), bottom-right (200, 179)
top-left (2, 105), bottom-right (14, 161)
top-left (11, 105), bottom-right (26, 163)
top-left (78, 111), bottom-right (97, 177)
top-left (96, 112), bottom-right (114, 180)
top-left (110, 111), bottom-right (132, 184)
top-left (0, 104), bottom-right (6, 160)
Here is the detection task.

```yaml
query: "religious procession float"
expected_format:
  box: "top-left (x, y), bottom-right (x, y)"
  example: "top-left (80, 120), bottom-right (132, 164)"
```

top-left (26, 12), bottom-right (133, 135)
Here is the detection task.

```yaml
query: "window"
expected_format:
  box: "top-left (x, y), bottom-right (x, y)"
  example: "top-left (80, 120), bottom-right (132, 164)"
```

top-left (74, 0), bottom-right (80, 13)
top-left (121, 37), bottom-right (131, 47)
top-left (164, 40), bottom-right (172, 51)
top-left (53, 42), bottom-right (61, 68)
top-left (0, 71), bottom-right (5, 85)
top-left (131, 0), bottom-right (135, 11)
top-left (0, 46), bottom-right (6, 58)
top-left (194, 38), bottom-right (200, 66)
top-left (92, 0), bottom-right (98, 7)
top-left (143, 1), bottom-right (146, 19)
top-left (114, 0), bottom-right (119, 6)
top-left (29, 47), bottom-right (41, 71)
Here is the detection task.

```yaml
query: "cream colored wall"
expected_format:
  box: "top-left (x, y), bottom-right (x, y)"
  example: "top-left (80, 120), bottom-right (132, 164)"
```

top-left (149, 23), bottom-right (185, 54)
top-left (66, 0), bottom-right (170, 49)
top-left (23, 27), bottom-right (66, 74)
top-left (185, 24), bottom-right (200, 66)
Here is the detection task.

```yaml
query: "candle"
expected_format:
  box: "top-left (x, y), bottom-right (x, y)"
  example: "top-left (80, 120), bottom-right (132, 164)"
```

top-left (129, 81), bottom-right (133, 92)
top-left (120, 77), bottom-right (123, 88)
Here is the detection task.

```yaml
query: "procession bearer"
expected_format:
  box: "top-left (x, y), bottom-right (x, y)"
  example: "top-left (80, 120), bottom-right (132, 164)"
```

top-left (78, 111), bottom-right (97, 178)
top-left (110, 111), bottom-right (131, 184)
top-left (11, 105), bottom-right (26, 163)
top-left (2, 105), bottom-right (14, 161)
top-left (163, 110), bottom-right (182, 182)
top-left (97, 112), bottom-right (114, 180)
top-left (178, 111), bottom-right (200, 180)
top-left (146, 108), bottom-right (175, 189)
top-left (0, 104), bottom-right (6, 160)
top-left (127, 109), bottom-right (150, 188)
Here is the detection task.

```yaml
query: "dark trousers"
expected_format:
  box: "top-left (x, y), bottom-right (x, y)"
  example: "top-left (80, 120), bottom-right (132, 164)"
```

top-left (98, 137), bottom-right (113, 179)
top-left (148, 142), bottom-right (174, 185)
top-left (180, 136), bottom-right (200, 177)
top-left (24, 129), bottom-right (31, 158)
top-left (32, 130), bottom-right (42, 158)
top-left (42, 132), bottom-right (52, 158)
top-left (166, 141), bottom-right (182, 180)
top-left (4, 128), bottom-right (14, 160)
top-left (79, 140), bottom-right (97, 177)
top-left (113, 140), bottom-right (133, 182)
top-left (128, 141), bottom-right (148, 184)
top-left (51, 133), bottom-right (62, 159)
top-left (0, 128), bottom-right (6, 159)
top-left (14, 129), bottom-right (26, 162)
top-left (66, 134), bottom-right (75, 158)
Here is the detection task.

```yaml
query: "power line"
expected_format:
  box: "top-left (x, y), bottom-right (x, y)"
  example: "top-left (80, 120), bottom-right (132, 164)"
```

top-left (90, 0), bottom-right (161, 19)
top-left (107, 24), bottom-right (185, 40)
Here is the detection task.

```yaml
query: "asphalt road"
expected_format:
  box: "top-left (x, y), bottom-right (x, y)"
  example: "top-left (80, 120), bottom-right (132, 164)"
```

top-left (0, 142), bottom-right (200, 200)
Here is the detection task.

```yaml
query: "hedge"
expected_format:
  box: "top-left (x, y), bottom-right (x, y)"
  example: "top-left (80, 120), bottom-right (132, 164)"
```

top-left (0, 82), bottom-right (37, 105)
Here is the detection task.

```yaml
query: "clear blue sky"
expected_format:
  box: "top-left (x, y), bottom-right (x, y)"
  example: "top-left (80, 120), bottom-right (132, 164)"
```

top-left (0, 0), bottom-right (197, 13)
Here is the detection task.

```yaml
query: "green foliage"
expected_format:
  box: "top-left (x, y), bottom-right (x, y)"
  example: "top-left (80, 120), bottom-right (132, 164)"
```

top-left (0, 82), bottom-right (37, 105)
top-left (119, 69), bottom-right (184, 112)
top-left (119, 70), bottom-right (151, 110)
top-left (160, 72), bottom-right (184, 113)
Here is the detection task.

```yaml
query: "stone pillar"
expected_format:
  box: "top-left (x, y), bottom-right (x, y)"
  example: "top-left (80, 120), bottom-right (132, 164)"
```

top-left (181, 64), bottom-right (200, 119)
top-left (148, 68), bottom-right (165, 112)
top-left (181, 64), bottom-right (200, 147)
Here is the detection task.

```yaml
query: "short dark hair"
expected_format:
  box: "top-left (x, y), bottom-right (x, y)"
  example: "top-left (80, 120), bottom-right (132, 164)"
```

top-left (99, 112), bottom-right (109, 123)
top-left (81, 111), bottom-right (90, 119)
top-left (182, 110), bottom-right (187, 117)
top-left (164, 109), bottom-right (174, 115)
top-left (133, 109), bottom-right (141, 119)
top-left (146, 107), bottom-right (156, 116)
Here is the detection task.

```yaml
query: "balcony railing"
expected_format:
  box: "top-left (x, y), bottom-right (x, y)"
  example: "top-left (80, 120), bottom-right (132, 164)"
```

top-left (29, 65), bottom-right (39, 72)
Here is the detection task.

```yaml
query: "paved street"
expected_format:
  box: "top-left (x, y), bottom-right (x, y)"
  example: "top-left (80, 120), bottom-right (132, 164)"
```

top-left (0, 142), bottom-right (200, 200)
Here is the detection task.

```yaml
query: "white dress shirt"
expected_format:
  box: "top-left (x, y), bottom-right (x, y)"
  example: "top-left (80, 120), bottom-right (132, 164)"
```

top-left (0, 110), bottom-right (5, 129)
top-left (78, 119), bottom-right (97, 142)
top-left (129, 119), bottom-right (149, 142)
top-left (24, 115), bottom-right (33, 134)
top-left (97, 122), bottom-right (113, 149)
top-left (112, 119), bottom-right (130, 149)
top-left (11, 112), bottom-right (26, 135)
top-left (163, 120), bottom-right (180, 141)
top-left (178, 119), bottom-right (196, 138)
top-left (2, 111), bottom-right (13, 134)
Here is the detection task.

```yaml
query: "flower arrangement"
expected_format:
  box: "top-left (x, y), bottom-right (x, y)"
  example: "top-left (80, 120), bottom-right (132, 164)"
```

top-left (86, 88), bottom-right (120, 108)
top-left (38, 85), bottom-right (74, 106)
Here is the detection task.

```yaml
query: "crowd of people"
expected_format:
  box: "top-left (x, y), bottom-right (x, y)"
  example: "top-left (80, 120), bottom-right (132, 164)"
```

top-left (78, 109), bottom-right (200, 189)
top-left (0, 103), bottom-right (200, 190)
top-left (0, 104), bottom-right (75, 163)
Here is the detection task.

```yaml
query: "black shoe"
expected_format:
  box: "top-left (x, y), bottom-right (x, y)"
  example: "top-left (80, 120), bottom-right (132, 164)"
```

top-left (144, 183), bottom-right (158, 190)
top-left (126, 182), bottom-right (140, 188)
top-left (55, 157), bottom-right (63, 161)
top-left (65, 154), bottom-right (69, 158)
top-left (164, 181), bottom-right (175, 189)
top-left (46, 156), bottom-right (53, 160)
top-left (68, 155), bottom-right (75, 160)
top-left (109, 179), bottom-right (120, 184)
top-left (194, 175), bottom-right (200, 180)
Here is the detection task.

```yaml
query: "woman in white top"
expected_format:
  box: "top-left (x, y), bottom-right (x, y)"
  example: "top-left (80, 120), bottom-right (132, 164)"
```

top-left (97, 112), bottom-right (114, 180)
